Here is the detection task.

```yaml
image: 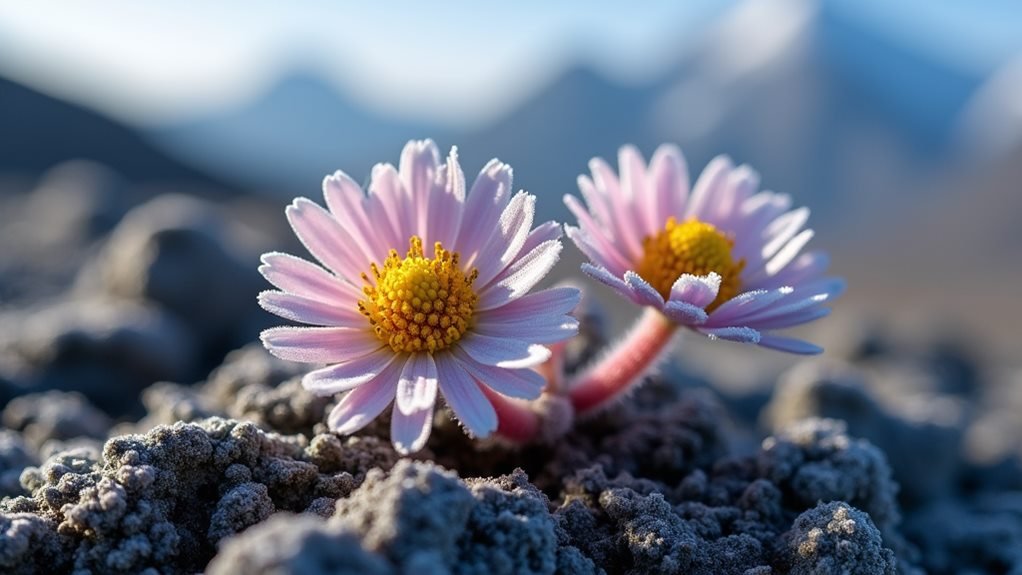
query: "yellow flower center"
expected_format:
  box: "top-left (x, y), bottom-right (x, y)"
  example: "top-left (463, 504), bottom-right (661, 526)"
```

top-left (635, 217), bottom-right (745, 312)
top-left (358, 236), bottom-right (478, 354)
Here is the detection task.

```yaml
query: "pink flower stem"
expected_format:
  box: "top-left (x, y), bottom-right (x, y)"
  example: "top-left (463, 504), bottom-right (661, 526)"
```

top-left (568, 307), bottom-right (679, 415)
top-left (534, 341), bottom-right (567, 395)
top-left (482, 386), bottom-right (541, 444)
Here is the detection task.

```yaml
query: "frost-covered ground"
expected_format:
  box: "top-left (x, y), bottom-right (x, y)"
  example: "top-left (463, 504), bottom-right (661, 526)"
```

top-left (2, 163), bottom-right (1021, 574)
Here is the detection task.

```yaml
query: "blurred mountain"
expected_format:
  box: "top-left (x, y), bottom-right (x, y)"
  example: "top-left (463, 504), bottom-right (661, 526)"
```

top-left (142, 0), bottom-right (994, 236)
top-left (456, 66), bottom-right (666, 224)
top-left (153, 71), bottom-right (452, 197)
top-left (151, 63), bottom-right (670, 224)
top-left (0, 77), bottom-right (233, 188)
top-left (1, 0), bottom-right (1019, 352)
top-left (138, 0), bottom-right (1020, 354)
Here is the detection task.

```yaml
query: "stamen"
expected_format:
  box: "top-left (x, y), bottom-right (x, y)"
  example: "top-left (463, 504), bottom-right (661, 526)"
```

top-left (635, 217), bottom-right (744, 311)
top-left (358, 236), bottom-right (478, 353)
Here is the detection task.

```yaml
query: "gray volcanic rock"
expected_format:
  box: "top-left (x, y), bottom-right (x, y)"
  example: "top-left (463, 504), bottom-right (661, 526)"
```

top-left (0, 161), bottom-right (136, 304)
top-left (206, 513), bottom-right (393, 575)
top-left (0, 197), bottom-right (1017, 575)
top-left (903, 494), bottom-right (1022, 574)
top-left (0, 431), bottom-right (36, 498)
top-left (207, 482), bottom-right (275, 545)
top-left (0, 374), bottom-right (943, 575)
top-left (764, 361), bottom-right (962, 504)
top-left (552, 416), bottom-right (915, 574)
top-left (0, 418), bottom-right (387, 574)
top-left (0, 512), bottom-right (65, 575)
top-left (758, 418), bottom-right (901, 537)
top-left (22, 161), bottom-right (133, 246)
top-left (83, 194), bottom-right (265, 353)
top-left (782, 502), bottom-right (897, 575)
top-left (459, 470), bottom-right (580, 575)
top-left (333, 460), bottom-right (475, 569)
top-left (3, 391), bottom-right (111, 450)
top-left (331, 460), bottom-right (594, 575)
top-left (0, 298), bottom-right (195, 415)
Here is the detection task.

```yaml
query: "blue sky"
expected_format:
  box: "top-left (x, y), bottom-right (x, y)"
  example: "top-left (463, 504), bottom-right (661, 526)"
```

top-left (1, 0), bottom-right (1019, 130)
top-left (0, 0), bottom-right (731, 127)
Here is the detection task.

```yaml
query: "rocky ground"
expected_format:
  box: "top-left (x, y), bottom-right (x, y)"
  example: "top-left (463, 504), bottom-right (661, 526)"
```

top-left (1, 162), bottom-right (1021, 574)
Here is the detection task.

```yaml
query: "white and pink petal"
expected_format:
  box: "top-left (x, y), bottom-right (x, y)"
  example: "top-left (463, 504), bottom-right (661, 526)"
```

top-left (458, 333), bottom-right (551, 369)
top-left (436, 355), bottom-right (498, 437)
top-left (302, 351), bottom-right (397, 395)
top-left (757, 334), bottom-right (823, 355)
top-left (285, 197), bottom-right (367, 283)
top-left (474, 314), bottom-right (579, 344)
top-left (327, 372), bottom-right (398, 434)
top-left (259, 252), bottom-right (361, 303)
top-left (396, 353), bottom-right (439, 415)
top-left (579, 263), bottom-right (643, 306)
top-left (450, 348), bottom-right (545, 399)
top-left (260, 326), bottom-right (382, 364)
top-left (258, 290), bottom-right (363, 327)
top-left (647, 143), bottom-right (690, 232)
top-left (482, 287), bottom-right (581, 321)
top-left (390, 401), bottom-right (434, 454)
top-left (699, 326), bottom-right (761, 344)
top-left (623, 272), bottom-right (665, 309)
top-left (477, 239), bottom-right (562, 310)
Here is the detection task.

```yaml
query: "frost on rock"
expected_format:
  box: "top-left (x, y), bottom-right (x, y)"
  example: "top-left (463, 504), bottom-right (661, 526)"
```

top-left (0, 418), bottom-right (377, 574)
top-left (0, 322), bottom-right (980, 575)
top-left (207, 482), bottom-right (274, 545)
top-left (783, 502), bottom-right (897, 575)
top-left (0, 513), bottom-right (65, 575)
top-left (333, 460), bottom-right (474, 570)
top-left (201, 345), bottom-right (320, 434)
top-left (3, 391), bottom-right (111, 450)
top-left (758, 418), bottom-right (900, 535)
top-left (551, 415), bottom-right (919, 575)
top-left (459, 469), bottom-right (594, 575)
top-left (599, 487), bottom-right (701, 573)
top-left (207, 513), bottom-right (392, 575)
top-left (756, 418), bottom-right (921, 572)
top-left (0, 430), bottom-right (36, 498)
top-left (764, 360), bottom-right (962, 503)
top-left (328, 460), bottom-right (596, 575)
top-left (526, 386), bottom-right (728, 493)
top-left (556, 467), bottom-right (769, 575)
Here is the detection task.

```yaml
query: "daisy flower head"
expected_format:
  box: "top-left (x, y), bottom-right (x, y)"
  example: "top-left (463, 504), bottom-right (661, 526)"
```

top-left (259, 140), bottom-right (579, 453)
top-left (565, 144), bottom-right (843, 354)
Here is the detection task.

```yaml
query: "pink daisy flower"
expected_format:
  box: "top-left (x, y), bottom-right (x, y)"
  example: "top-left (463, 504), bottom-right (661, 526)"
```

top-left (258, 140), bottom-right (579, 453)
top-left (565, 144), bottom-right (843, 354)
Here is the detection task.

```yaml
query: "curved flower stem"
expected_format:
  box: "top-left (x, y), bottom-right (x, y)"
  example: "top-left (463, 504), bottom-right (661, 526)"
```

top-left (534, 341), bottom-right (567, 395)
top-left (568, 307), bottom-right (679, 415)
top-left (482, 386), bottom-right (541, 444)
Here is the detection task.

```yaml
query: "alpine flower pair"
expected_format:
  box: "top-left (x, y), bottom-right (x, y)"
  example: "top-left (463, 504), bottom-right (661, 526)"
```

top-left (258, 139), bottom-right (842, 453)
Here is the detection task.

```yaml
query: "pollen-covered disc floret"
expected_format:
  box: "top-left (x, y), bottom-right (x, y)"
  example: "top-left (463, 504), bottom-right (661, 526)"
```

top-left (635, 217), bottom-right (744, 312)
top-left (258, 139), bottom-right (580, 455)
top-left (359, 237), bottom-right (478, 353)
top-left (564, 144), bottom-right (844, 354)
